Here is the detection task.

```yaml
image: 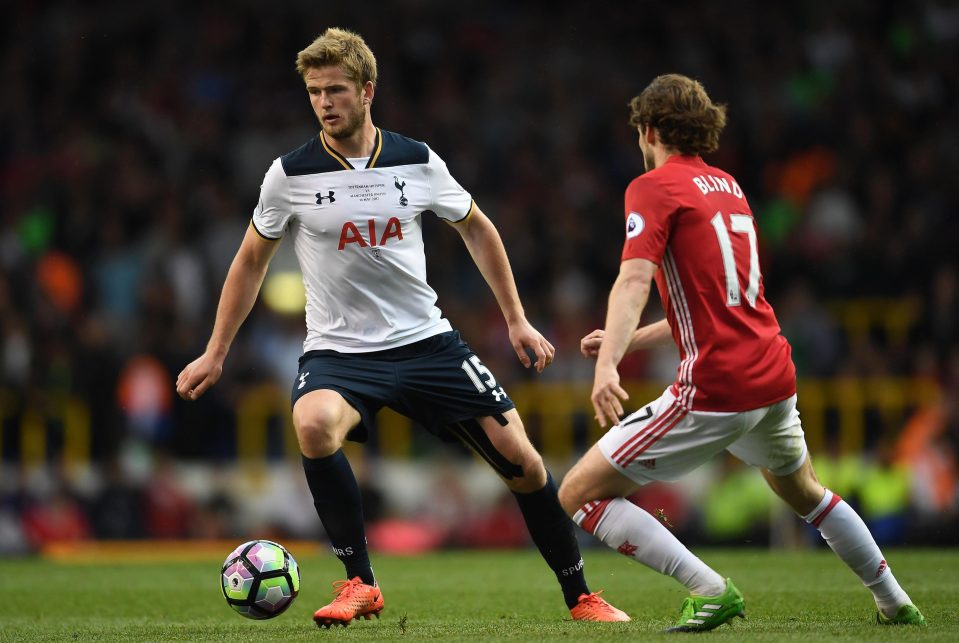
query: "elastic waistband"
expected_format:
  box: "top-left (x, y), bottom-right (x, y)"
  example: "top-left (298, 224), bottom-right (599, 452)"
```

top-left (299, 330), bottom-right (459, 365)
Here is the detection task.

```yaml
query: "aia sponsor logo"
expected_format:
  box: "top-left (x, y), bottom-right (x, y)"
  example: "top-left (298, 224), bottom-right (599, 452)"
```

top-left (617, 540), bottom-right (638, 557)
top-left (339, 217), bottom-right (403, 250)
top-left (876, 559), bottom-right (887, 578)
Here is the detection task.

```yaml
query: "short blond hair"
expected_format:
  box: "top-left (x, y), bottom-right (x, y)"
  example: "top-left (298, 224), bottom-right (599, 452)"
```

top-left (629, 74), bottom-right (727, 155)
top-left (295, 27), bottom-right (378, 86)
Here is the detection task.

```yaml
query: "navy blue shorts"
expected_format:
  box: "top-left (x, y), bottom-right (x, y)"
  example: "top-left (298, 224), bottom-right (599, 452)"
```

top-left (291, 331), bottom-right (515, 443)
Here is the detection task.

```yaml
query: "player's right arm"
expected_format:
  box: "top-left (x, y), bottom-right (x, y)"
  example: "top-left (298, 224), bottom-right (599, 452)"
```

top-left (592, 257), bottom-right (658, 427)
top-left (176, 225), bottom-right (281, 401)
top-left (580, 319), bottom-right (672, 358)
top-left (178, 159), bottom-right (291, 401)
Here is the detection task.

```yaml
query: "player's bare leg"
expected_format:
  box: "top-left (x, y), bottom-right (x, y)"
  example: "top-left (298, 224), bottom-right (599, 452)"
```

top-left (293, 389), bottom-right (360, 458)
top-left (763, 455), bottom-right (925, 625)
top-left (294, 390), bottom-right (384, 627)
top-left (456, 409), bottom-right (628, 621)
top-left (559, 446), bottom-right (744, 631)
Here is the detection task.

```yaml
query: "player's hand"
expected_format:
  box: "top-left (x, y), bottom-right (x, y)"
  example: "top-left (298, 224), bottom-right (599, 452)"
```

top-left (591, 363), bottom-right (628, 428)
top-left (508, 319), bottom-right (555, 373)
top-left (580, 329), bottom-right (605, 358)
top-left (176, 352), bottom-right (224, 401)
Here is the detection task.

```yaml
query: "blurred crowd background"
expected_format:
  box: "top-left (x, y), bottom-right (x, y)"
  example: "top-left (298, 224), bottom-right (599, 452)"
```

top-left (2, 0), bottom-right (958, 555)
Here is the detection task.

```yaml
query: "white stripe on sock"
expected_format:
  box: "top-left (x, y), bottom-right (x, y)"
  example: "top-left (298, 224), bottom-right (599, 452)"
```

top-left (803, 489), bottom-right (833, 523)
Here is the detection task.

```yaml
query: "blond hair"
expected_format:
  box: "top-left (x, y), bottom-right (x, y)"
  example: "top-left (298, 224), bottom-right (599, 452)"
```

top-left (295, 27), bottom-right (378, 86)
top-left (628, 74), bottom-right (727, 155)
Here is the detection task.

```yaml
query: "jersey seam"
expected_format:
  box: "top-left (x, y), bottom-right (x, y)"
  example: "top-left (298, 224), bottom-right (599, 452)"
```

top-left (320, 132), bottom-right (355, 170)
top-left (449, 199), bottom-right (475, 223)
top-left (283, 161), bottom-right (295, 227)
top-left (425, 147), bottom-right (436, 213)
top-left (623, 174), bottom-right (681, 266)
top-left (250, 218), bottom-right (281, 241)
top-left (656, 174), bottom-right (684, 227)
top-left (366, 128), bottom-right (383, 168)
top-left (426, 147), bottom-right (473, 222)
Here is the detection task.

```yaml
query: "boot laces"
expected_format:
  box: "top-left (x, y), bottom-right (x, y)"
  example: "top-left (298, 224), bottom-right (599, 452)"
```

top-left (580, 590), bottom-right (615, 612)
top-left (331, 578), bottom-right (364, 600)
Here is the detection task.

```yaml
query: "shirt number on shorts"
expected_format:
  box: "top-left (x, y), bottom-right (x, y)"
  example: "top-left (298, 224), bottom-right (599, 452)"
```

top-left (711, 211), bottom-right (760, 307)
top-left (461, 355), bottom-right (497, 392)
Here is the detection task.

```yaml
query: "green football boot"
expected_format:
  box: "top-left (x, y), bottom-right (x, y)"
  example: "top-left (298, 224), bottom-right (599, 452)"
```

top-left (877, 604), bottom-right (926, 626)
top-left (665, 578), bottom-right (745, 633)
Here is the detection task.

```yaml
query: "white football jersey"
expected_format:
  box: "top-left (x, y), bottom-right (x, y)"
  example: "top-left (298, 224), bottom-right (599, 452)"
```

top-left (251, 128), bottom-right (472, 353)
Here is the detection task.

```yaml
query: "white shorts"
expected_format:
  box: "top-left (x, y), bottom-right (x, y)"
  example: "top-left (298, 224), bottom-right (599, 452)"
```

top-left (598, 389), bottom-right (807, 485)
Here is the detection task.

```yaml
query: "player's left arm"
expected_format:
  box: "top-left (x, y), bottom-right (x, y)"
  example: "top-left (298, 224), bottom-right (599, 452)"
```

top-left (581, 318), bottom-right (671, 358)
top-left (449, 203), bottom-right (555, 372)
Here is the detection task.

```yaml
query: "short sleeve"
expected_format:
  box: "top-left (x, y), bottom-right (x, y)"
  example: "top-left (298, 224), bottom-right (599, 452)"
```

top-left (621, 176), bottom-right (676, 265)
top-left (426, 147), bottom-right (473, 222)
top-left (251, 158), bottom-right (292, 240)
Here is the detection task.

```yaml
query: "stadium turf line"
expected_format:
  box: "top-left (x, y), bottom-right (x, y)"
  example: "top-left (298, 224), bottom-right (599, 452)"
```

top-left (1, 548), bottom-right (955, 641)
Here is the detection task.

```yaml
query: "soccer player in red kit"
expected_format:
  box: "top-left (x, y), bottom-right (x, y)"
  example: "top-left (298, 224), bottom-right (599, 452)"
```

top-left (557, 74), bottom-right (925, 631)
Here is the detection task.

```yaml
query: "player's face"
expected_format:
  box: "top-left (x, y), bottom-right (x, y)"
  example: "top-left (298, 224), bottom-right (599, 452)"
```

top-left (304, 65), bottom-right (370, 139)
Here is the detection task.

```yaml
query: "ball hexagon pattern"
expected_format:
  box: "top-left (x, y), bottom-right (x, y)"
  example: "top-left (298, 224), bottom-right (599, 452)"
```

top-left (220, 540), bottom-right (300, 620)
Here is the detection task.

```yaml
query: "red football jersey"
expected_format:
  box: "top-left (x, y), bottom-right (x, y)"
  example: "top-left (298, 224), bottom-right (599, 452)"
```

top-left (621, 155), bottom-right (796, 412)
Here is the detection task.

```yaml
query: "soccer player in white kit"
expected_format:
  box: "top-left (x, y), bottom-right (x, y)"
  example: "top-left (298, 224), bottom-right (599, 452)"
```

top-left (176, 28), bottom-right (627, 627)
top-left (557, 74), bottom-right (925, 631)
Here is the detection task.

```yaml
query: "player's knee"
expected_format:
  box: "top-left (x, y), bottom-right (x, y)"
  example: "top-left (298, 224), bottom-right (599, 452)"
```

top-left (293, 405), bottom-right (347, 458)
top-left (558, 465), bottom-right (595, 518)
top-left (556, 479), bottom-right (580, 517)
top-left (502, 450), bottom-right (546, 493)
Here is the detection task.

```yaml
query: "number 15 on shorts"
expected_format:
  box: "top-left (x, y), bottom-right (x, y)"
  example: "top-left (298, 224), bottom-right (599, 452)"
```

top-left (461, 355), bottom-right (508, 401)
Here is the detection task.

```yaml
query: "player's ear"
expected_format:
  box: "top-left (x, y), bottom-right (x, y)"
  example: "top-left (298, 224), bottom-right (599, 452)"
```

top-left (643, 125), bottom-right (656, 146)
top-left (363, 81), bottom-right (374, 105)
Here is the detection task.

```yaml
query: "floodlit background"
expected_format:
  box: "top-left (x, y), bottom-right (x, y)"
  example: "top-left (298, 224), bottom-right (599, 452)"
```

top-left (1, 0), bottom-right (957, 556)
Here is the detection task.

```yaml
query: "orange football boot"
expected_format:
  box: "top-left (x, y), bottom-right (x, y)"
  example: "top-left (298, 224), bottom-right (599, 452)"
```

top-left (570, 591), bottom-right (631, 622)
top-left (313, 577), bottom-right (385, 628)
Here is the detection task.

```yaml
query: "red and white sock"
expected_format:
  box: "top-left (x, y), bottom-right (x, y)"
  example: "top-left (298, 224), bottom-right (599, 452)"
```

top-left (804, 489), bottom-right (912, 616)
top-left (574, 497), bottom-right (726, 596)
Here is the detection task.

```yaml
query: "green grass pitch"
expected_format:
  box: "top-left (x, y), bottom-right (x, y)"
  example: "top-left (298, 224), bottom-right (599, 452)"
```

top-left (1, 548), bottom-right (956, 641)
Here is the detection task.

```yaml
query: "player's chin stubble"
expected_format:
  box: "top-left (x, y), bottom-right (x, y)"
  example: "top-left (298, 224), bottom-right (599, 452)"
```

top-left (323, 106), bottom-right (366, 140)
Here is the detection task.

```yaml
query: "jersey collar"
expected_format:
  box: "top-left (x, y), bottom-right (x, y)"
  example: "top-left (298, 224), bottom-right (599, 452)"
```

top-left (319, 127), bottom-right (383, 170)
top-left (664, 154), bottom-right (706, 167)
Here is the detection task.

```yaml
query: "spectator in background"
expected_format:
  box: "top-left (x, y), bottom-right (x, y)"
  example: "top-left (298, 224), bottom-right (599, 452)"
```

top-left (143, 452), bottom-right (196, 539)
top-left (88, 457), bottom-right (143, 540)
top-left (22, 483), bottom-right (91, 549)
top-left (0, 0), bottom-right (956, 553)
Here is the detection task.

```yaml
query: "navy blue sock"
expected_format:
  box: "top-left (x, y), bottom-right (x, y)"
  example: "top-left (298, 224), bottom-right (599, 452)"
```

top-left (301, 451), bottom-right (374, 586)
top-left (512, 471), bottom-right (589, 609)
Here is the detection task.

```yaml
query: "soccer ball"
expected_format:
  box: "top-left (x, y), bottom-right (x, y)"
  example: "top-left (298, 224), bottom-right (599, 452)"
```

top-left (221, 540), bottom-right (301, 619)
